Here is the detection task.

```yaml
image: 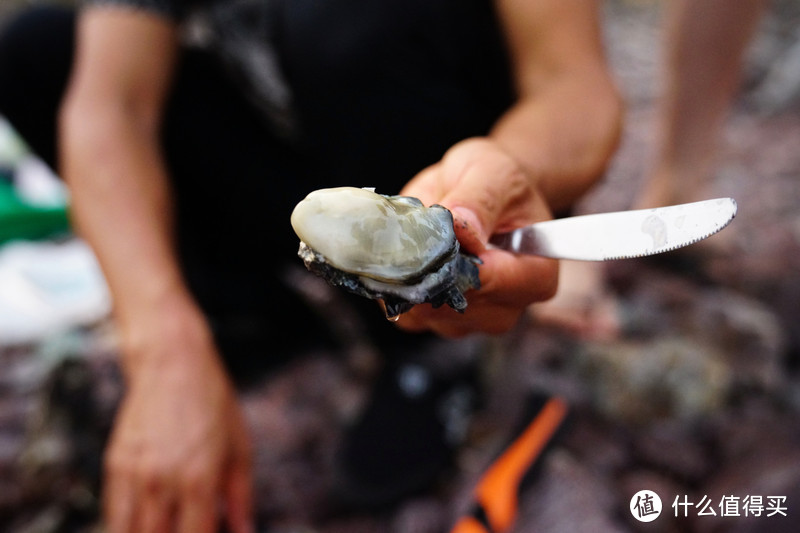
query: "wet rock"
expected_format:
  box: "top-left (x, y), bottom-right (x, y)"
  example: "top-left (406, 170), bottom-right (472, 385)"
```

top-left (707, 397), bottom-right (800, 466)
top-left (691, 450), bottom-right (800, 533)
top-left (617, 470), bottom-right (686, 533)
top-left (319, 517), bottom-right (384, 533)
top-left (632, 419), bottom-right (712, 484)
top-left (390, 498), bottom-right (447, 533)
top-left (750, 28), bottom-right (800, 112)
top-left (688, 290), bottom-right (787, 391)
top-left (575, 338), bottom-right (732, 424)
top-left (513, 450), bottom-right (626, 533)
top-left (561, 411), bottom-right (632, 476)
top-left (12, 357), bottom-right (110, 532)
top-left (676, 397), bottom-right (800, 533)
top-left (2, 1), bottom-right (800, 531)
top-left (243, 356), bottom-right (351, 522)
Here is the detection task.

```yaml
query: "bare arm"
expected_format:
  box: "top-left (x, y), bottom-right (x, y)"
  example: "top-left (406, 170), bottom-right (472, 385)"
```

top-left (400, 0), bottom-right (622, 336)
top-left (59, 8), bottom-right (190, 346)
top-left (491, 0), bottom-right (622, 213)
top-left (59, 9), bottom-right (252, 533)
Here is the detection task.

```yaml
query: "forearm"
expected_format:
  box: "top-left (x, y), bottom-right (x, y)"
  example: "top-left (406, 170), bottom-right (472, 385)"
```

top-left (61, 76), bottom-right (253, 533)
top-left (491, 0), bottom-right (624, 213)
top-left (59, 97), bottom-right (205, 360)
top-left (490, 69), bottom-right (622, 213)
top-left (57, 8), bottom-right (209, 368)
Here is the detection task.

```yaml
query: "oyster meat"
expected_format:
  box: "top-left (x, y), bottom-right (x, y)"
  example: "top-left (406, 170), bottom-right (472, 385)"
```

top-left (290, 187), bottom-right (481, 317)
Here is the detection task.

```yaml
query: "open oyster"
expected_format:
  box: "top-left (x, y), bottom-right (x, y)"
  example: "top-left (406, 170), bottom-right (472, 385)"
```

top-left (290, 187), bottom-right (481, 318)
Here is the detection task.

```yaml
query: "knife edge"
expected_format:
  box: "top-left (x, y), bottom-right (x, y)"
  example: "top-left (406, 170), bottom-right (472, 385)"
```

top-left (488, 198), bottom-right (737, 261)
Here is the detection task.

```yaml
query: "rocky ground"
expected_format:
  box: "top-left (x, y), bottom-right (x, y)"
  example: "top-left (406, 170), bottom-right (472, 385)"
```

top-left (2, 0), bottom-right (800, 532)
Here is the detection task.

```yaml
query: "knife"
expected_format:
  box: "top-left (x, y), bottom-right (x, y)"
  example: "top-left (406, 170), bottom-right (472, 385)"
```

top-left (489, 197), bottom-right (737, 261)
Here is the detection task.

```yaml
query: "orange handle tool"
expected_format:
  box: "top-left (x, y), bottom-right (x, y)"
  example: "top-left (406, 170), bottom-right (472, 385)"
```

top-left (451, 396), bottom-right (569, 533)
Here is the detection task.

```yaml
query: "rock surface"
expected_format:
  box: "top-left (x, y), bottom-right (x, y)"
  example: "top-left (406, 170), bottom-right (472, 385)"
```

top-left (2, 1), bottom-right (800, 532)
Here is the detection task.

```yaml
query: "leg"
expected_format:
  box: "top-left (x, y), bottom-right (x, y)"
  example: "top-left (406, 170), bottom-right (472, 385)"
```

top-left (638, 0), bottom-right (768, 208)
top-left (529, 259), bottom-right (621, 341)
top-left (531, 0), bottom-right (767, 341)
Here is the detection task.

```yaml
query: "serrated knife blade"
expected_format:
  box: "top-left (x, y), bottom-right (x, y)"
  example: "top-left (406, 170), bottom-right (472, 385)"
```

top-left (489, 198), bottom-right (737, 261)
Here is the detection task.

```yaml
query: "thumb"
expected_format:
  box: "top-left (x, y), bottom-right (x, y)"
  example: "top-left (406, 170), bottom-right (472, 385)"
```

top-left (448, 206), bottom-right (487, 256)
top-left (437, 139), bottom-right (533, 250)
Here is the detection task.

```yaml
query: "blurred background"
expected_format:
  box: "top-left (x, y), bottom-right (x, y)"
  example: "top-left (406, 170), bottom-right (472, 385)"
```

top-left (1, 0), bottom-right (799, 532)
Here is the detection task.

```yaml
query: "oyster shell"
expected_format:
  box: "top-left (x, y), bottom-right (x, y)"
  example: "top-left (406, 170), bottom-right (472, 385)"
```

top-left (290, 187), bottom-right (481, 317)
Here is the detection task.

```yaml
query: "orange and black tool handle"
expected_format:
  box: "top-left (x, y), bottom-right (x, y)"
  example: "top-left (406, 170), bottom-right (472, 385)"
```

top-left (450, 396), bottom-right (569, 533)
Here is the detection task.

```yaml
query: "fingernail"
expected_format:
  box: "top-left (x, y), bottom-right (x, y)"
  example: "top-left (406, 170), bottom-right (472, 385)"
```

top-left (451, 207), bottom-right (486, 242)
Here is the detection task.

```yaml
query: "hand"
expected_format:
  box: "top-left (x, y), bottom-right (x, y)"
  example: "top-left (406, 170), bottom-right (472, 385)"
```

top-left (104, 303), bottom-right (253, 533)
top-left (397, 138), bottom-right (559, 337)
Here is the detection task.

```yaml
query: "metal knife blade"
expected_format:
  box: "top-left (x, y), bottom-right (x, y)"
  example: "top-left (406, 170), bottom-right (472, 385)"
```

top-left (489, 198), bottom-right (737, 261)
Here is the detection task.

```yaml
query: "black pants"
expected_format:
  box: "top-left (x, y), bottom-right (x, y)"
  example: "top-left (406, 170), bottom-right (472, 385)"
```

top-left (0, 4), bottom-right (512, 381)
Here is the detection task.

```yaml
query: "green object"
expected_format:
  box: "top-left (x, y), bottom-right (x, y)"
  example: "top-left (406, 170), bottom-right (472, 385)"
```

top-left (0, 177), bottom-right (70, 244)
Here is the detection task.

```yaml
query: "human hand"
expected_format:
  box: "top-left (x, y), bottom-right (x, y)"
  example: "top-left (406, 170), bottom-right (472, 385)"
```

top-left (397, 138), bottom-right (559, 337)
top-left (104, 303), bottom-right (253, 533)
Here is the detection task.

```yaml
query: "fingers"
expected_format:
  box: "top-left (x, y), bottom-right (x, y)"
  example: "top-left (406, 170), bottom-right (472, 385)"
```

top-left (104, 456), bottom-right (137, 533)
top-left (478, 249), bottom-right (558, 305)
top-left (104, 450), bottom-right (177, 533)
top-left (400, 163), bottom-right (444, 205)
top-left (404, 138), bottom-right (552, 257)
top-left (104, 453), bottom-right (243, 533)
top-left (103, 325), bottom-right (253, 533)
top-left (398, 298), bottom-right (523, 337)
top-left (102, 411), bottom-right (238, 533)
top-left (436, 139), bottom-right (541, 242)
top-left (225, 422), bottom-right (255, 533)
top-left (138, 483), bottom-right (174, 533)
top-left (398, 138), bottom-right (560, 336)
top-left (175, 478), bottom-right (218, 533)
top-left (224, 458), bottom-right (255, 533)
top-left (398, 248), bottom-right (558, 337)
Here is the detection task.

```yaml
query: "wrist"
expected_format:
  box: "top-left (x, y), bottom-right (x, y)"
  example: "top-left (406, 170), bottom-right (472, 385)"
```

top-left (115, 289), bottom-right (215, 374)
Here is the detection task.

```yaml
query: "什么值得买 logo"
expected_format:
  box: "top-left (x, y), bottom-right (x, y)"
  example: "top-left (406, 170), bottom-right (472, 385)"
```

top-left (630, 490), bottom-right (663, 522)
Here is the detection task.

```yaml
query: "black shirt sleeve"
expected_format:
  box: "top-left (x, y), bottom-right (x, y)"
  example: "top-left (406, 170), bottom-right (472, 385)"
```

top-left (81, 0), bottom-right (205, 21)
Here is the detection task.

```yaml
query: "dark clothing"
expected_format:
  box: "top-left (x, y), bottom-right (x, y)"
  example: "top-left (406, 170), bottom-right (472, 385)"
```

top-left (0, 1), bottom-right (513, 379)
top-left (0, 7), bottom-right (75, 173)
